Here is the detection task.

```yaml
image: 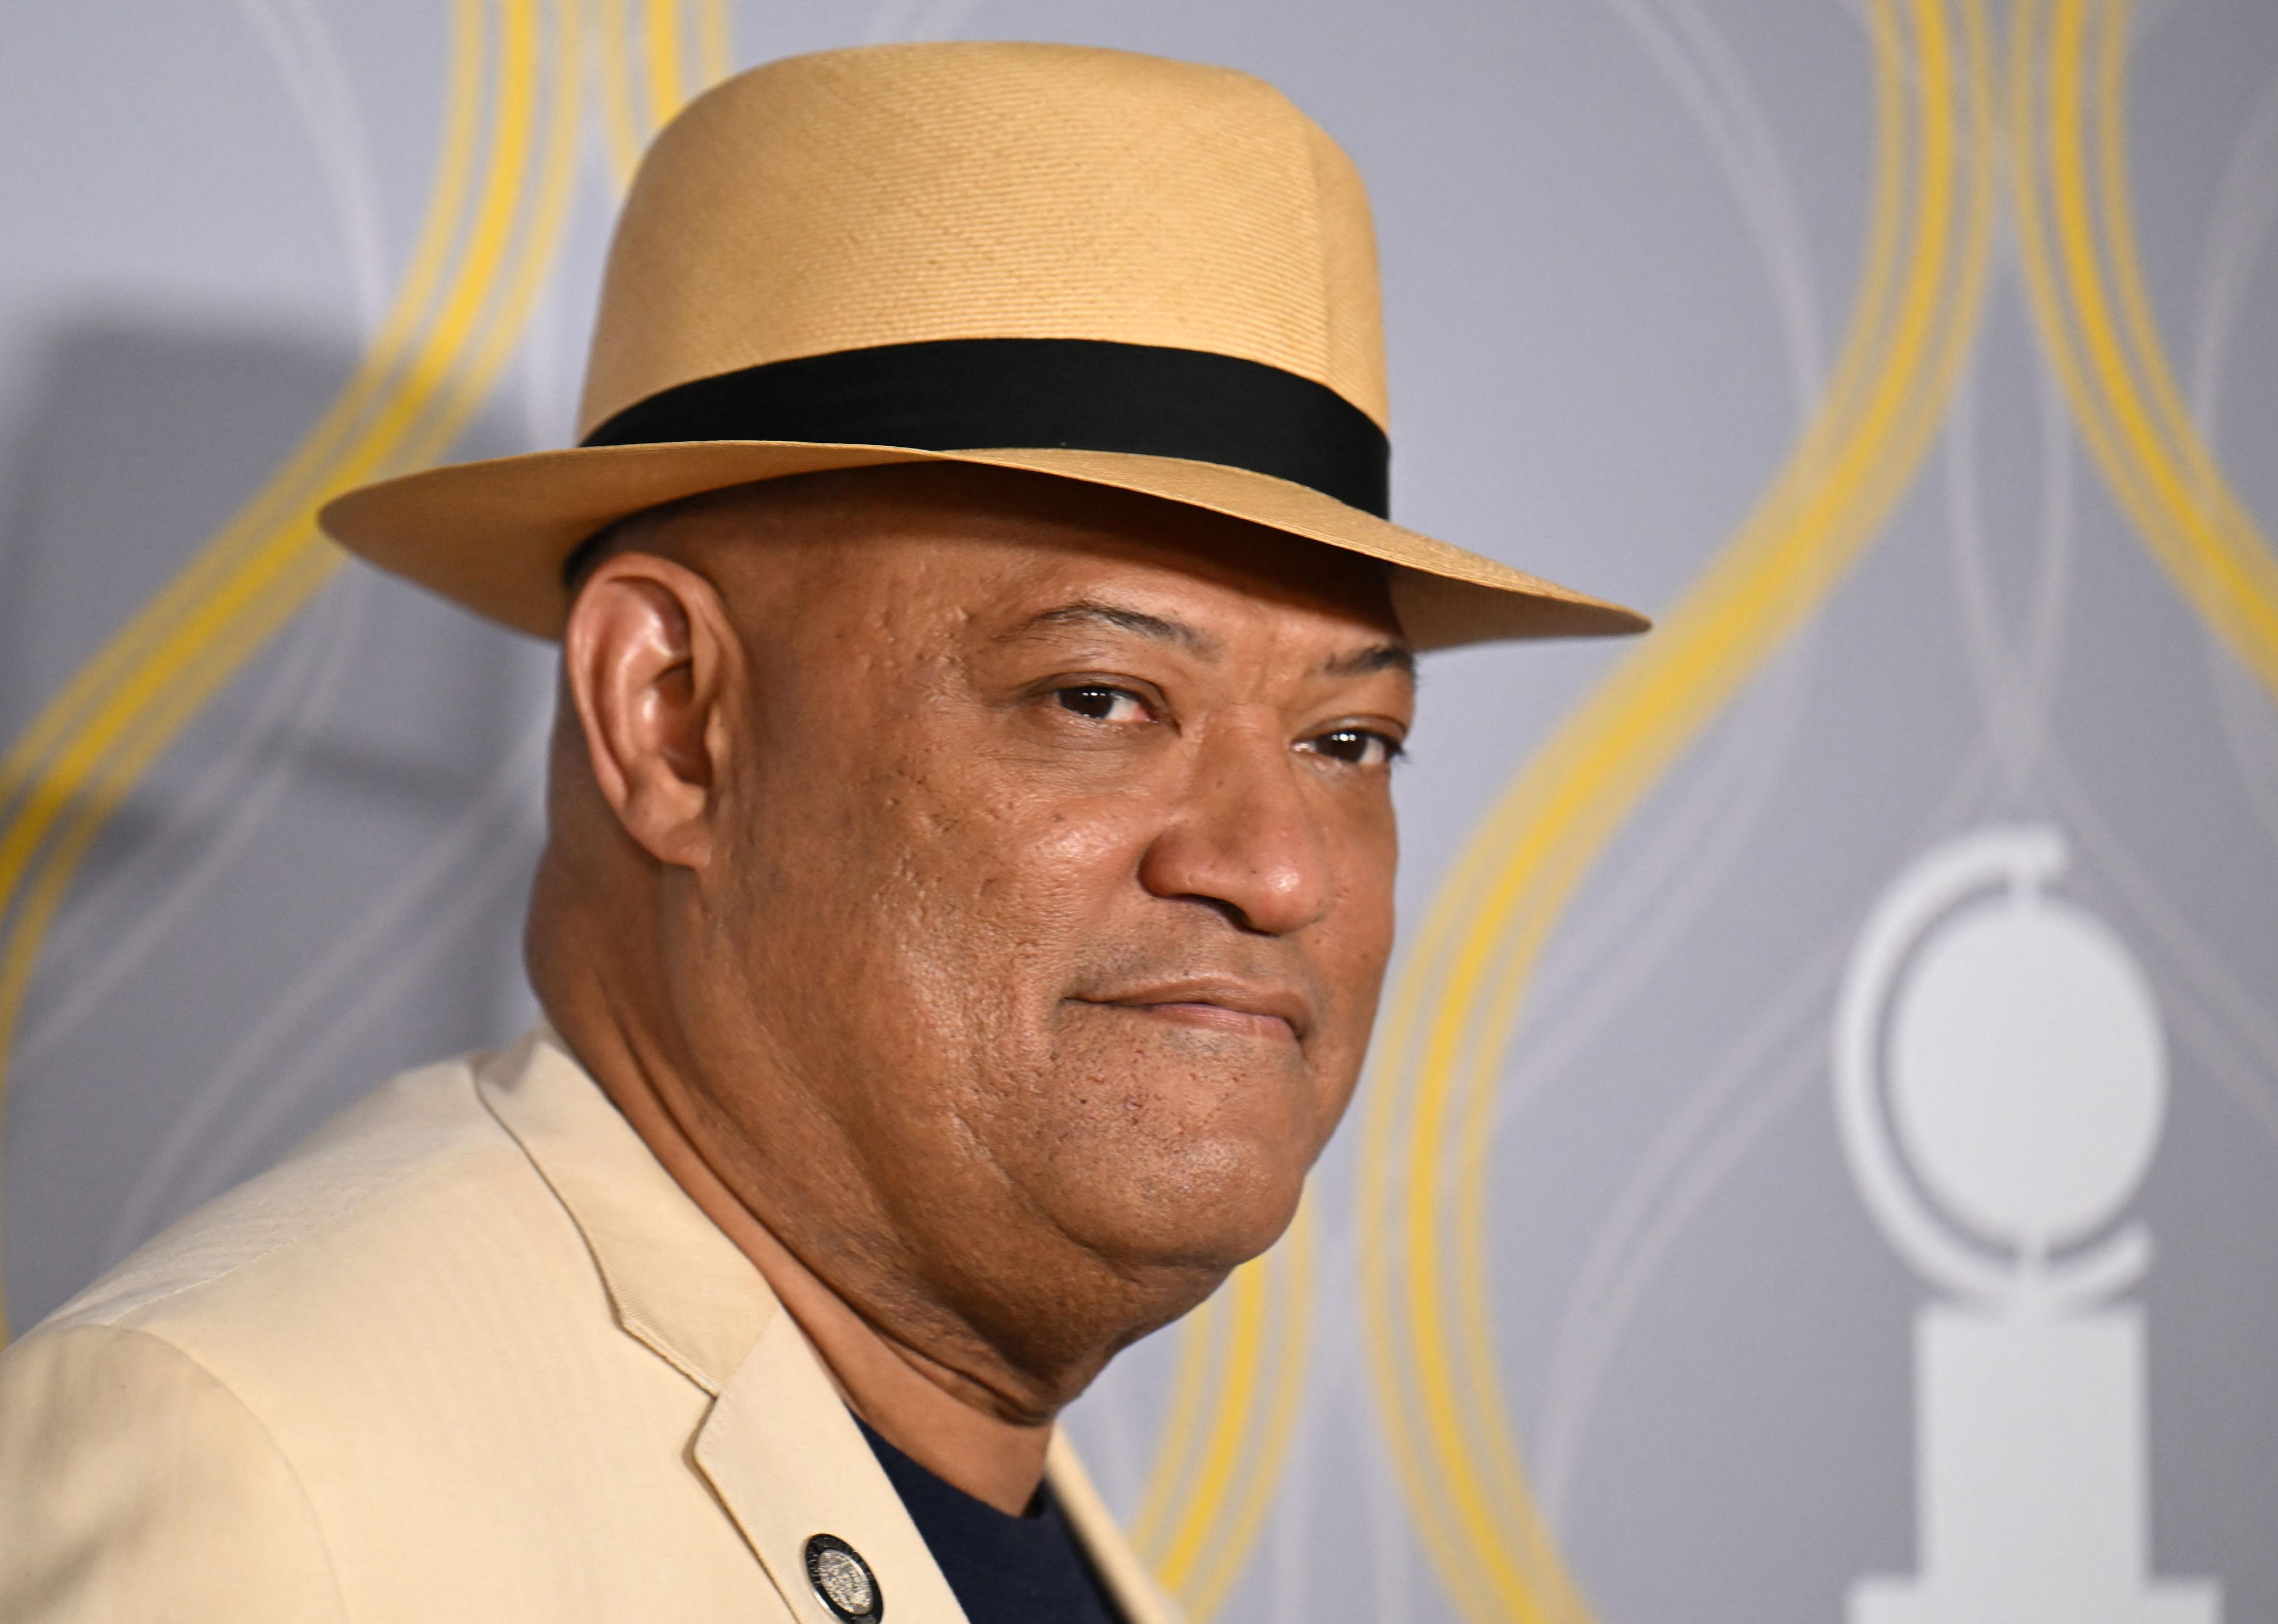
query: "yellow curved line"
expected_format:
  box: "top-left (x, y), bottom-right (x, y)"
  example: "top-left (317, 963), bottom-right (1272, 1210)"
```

top-left (0, 0), bottom-right (587, 1340)
top-left (0, 0), bottom-right (488, 822)
top-left (1129, 1279), bottom-right (1224, 1553)
top-left (0, 548), bottom-right (341, 1068)
top-left (0, 0), bottom-right (545, 956)
top-left (1382, 0), bottom-right (1938, 1581)
top-left (698, 0), bottom-right (732, 85)
top-left (598, 0), bottom-right (646, 186)
top-left (2010, 0), bottom-right (2278, 697)
top-left (348, 0), bottom-right (547, 466)
top-left (1361, 3), bottom-right (1995, 1618)
top-left (0, 0), bottom-right (497, 1047)
top-left (1152, 1247), bottom-right (1269, 1593)
top-left (1443, 0), bottom-right (1985, 1566)
top-left (1179, 1198), bottom-right (1316, 1620)
top-left (1129, 1193), bottom-right (1317, 1619)
top-left (2080, 0), bottom-right (2278, 627)
top-left (646, 0), bottom-right (685, 129)
top-left (0, 0), bottom-right (489, 884)
top-left (601, 0), bottom-right (727, 191)
top-left (2091, 3), bottom-right (2213, 499)
top-left (1787, 0), bottom-right (1918, 494)
top-left (1356, 0), bottom-right (1914, 1358)
top-left (387, 0), bottom-right (588, 483)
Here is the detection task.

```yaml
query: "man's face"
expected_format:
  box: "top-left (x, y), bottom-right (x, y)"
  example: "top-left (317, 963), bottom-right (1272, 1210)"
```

top-left (658, 470), bottom-right (1411, 1360)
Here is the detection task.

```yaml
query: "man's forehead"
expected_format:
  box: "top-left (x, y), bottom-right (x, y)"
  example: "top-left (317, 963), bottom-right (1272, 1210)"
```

top-left (676, 466), bottom-right (1409, 654)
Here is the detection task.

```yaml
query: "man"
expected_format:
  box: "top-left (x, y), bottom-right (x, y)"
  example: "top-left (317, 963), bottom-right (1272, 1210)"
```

top-left (0, 40), bottom-right (1642, 1623)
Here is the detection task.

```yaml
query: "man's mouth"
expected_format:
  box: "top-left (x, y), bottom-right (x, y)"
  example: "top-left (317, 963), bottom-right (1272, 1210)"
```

top-left (1071, 978), bottom-right (1312, 1042)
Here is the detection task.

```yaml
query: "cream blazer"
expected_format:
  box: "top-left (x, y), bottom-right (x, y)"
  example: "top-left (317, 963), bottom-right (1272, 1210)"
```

top-left (0, 1029), bottom-right (1179, 1624)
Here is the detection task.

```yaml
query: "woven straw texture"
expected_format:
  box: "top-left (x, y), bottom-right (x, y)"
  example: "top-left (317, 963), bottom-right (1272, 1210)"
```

top-left (320, 41), bottom-right (1647, 647)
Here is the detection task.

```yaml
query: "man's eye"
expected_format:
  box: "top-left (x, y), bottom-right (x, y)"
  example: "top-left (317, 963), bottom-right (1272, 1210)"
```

top-left (1054, 685), bottom-right (1149, 723)
top-left (1304, 728), bottom-right (1403, 767)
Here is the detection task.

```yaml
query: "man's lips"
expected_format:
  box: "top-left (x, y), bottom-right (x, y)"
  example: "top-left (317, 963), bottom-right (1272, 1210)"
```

top-left (1071, 978), bottom-right (1312, 1042)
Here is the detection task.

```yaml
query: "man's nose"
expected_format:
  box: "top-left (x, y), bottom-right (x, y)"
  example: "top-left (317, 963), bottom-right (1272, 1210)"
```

top-left (1136, 716), bottom-right (1332, 936)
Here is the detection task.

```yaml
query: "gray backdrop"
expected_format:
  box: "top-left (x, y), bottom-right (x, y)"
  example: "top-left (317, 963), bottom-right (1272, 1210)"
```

top-left (4, 3), bottom-right (2273, 1622)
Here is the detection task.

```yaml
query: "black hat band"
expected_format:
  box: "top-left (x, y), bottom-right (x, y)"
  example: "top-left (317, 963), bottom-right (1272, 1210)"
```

top-left (579, 336), bottom-right (1391, 518)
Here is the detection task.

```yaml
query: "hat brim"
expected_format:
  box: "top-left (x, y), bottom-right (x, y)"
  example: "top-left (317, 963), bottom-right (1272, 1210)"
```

top-left (317, 440), bottom-right (1649, 650)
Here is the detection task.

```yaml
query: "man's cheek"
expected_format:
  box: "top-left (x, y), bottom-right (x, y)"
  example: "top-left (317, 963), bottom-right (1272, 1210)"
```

top-left (951, 817), bottom-right (1152, 950)
top-left (1009, 778), bottom-right (1160, 862)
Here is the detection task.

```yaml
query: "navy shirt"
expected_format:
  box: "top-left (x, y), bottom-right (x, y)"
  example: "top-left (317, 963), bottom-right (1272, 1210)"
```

top-left (855, 1415), bottom-right (1122, 1624)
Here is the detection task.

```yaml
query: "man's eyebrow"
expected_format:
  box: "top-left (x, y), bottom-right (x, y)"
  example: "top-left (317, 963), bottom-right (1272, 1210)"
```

top-left (1003, 600), bottom-right (1413, 678)
top-left (1321, 642), bottom-right (1417, 680)
top-left (1003, 600), bottom-right (1222, 657)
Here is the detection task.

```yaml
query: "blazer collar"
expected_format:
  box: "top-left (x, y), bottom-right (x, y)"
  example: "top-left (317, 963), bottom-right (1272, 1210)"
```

top-left (477, 1026), bottom-right (1178, 1624)
top-left (476, 1026), bottom-right (770, 1390)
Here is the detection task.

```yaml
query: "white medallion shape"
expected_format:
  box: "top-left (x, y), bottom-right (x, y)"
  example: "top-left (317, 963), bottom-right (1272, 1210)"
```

top-left (1835, 826), bottom-right (2219, 1623)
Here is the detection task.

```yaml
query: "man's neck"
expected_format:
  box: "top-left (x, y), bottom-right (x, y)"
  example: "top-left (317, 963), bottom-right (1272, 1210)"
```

top-left (550, 1003), bottom-right (1058, 1515)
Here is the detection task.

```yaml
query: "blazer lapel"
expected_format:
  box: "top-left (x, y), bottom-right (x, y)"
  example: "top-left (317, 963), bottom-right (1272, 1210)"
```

top-left (695, 1311), bottom-right (971, 1624)
top-left (476, 1027), bottom-right (772, 1388)
top-left (480, 1028), bottom-right (969, 1624)
top-left (483, 1029), bottom-right (1174, 1624)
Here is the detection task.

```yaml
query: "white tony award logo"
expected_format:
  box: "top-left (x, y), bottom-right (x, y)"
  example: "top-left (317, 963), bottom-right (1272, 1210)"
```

top-left (1835, 826), bottom-right (2218, 1623)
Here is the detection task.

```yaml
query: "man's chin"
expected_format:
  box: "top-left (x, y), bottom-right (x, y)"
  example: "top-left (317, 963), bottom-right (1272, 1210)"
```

top-left (1036, 1151), bottom-right (1309, 1278)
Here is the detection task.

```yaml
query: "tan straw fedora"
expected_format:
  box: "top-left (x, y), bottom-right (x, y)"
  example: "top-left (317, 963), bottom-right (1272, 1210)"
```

top-left (319, 41), bottom-right (1648, 650)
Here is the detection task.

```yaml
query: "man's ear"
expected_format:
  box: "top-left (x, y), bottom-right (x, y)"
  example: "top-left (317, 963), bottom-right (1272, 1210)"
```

top-left (560, 552), bottom-right (737, 869)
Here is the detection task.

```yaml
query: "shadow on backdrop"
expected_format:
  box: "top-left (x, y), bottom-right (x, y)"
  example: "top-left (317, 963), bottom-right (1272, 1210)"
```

top-left (0, 317), bottom-right (545, 1325)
